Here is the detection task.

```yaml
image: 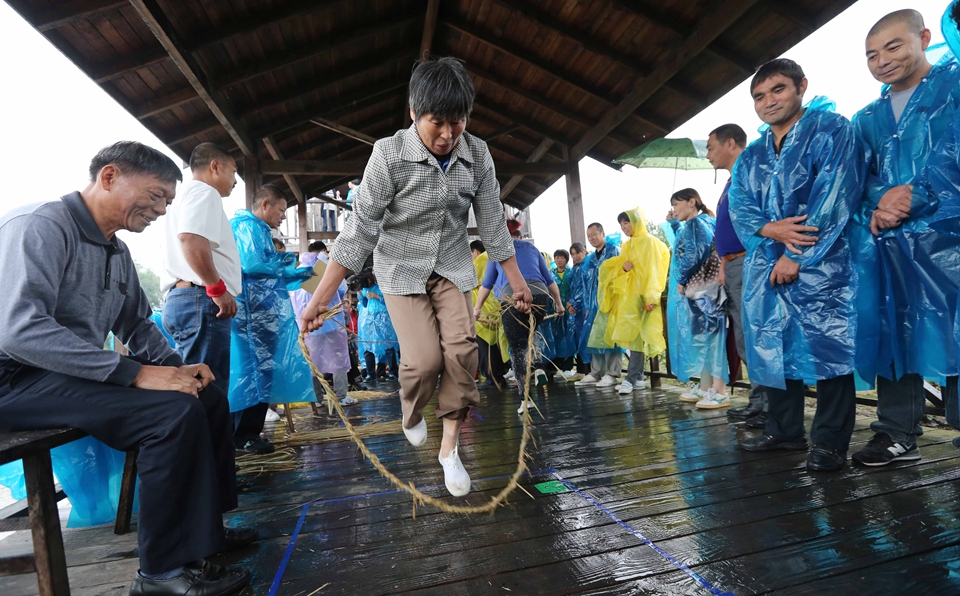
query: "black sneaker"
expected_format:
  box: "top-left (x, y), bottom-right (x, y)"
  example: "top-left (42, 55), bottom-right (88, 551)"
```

top-left (738, 434), bottom-right (809, 452)
top-left (852, 432), bottom-right (920, 466)
top-left (745, 412), bottom-right (768, 429)
top-left (806, 445), bottom-right (846, 472)
top-left (236, 438), bottom-right (275, 455)
top-left (727, 405), bottom-right (762, 420)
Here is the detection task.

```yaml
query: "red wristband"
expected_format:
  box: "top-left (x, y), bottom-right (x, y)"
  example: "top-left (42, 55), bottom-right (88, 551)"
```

top-left (206, 279), bottom-right (227, 298)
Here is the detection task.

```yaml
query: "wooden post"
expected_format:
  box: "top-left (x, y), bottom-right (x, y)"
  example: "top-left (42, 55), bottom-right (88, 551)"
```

top-left (563, 147), bottom-right (586, 246)
top-left (297, 196), bottom-right (309, 255)
top-left (23, 450), bottom-right (70, 596)
top-left (243, 156), bottom-right (261, 211)
top-left (114, 449), bottom-right (139, 536)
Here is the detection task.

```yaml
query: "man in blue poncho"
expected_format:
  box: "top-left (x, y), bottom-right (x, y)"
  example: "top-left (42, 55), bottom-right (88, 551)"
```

top-left (848, 9), bottom-right (960, 467)
top-left (729, 59), bottom-right (865, 472)
top-left (229, 185), bottom-right (315, 454)
top-left (564, 242), bottom-right (589, 379)
top-left (573, 223), bottom-right (623, 388)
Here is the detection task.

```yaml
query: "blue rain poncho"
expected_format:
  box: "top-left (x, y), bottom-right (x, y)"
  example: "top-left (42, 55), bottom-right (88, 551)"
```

top-left (229, 209), bottom-right (316, 411)
top-left (567, 262), bottom-right (587, 359)
top-left (358, 283), bottom-right (399, 362)
top-left (729, 97), bottom-right (865, 389)
top-left (852, 51), bottom-right (960, 382)
top-left (666, 214), bottom-right (727, 382)
top-left (573, 236), bottom-right (622, 360)
top-left (547, 264), bottom-right (577, 359)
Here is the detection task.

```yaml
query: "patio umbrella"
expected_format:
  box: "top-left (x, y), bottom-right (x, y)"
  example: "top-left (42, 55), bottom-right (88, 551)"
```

top-left (614, 138), bottom-right (714, 190)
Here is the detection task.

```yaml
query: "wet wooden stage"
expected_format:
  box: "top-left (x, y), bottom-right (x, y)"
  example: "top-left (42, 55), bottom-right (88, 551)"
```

top-left (3, 380), bottom-right (960, 595)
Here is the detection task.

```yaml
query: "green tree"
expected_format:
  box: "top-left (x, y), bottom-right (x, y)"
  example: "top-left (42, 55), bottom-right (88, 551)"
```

top-left (135, 262), bottom-right (163, 307)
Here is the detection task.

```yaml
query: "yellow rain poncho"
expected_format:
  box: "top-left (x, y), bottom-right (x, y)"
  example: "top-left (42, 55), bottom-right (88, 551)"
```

top-left (472, 251), bottom-right (509, 362)
top-left (596, 207), bottom-right (671, 355)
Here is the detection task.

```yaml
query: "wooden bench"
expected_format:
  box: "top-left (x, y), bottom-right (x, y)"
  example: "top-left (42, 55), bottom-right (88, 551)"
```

top-left (0, 429), bottom-right (139, 596)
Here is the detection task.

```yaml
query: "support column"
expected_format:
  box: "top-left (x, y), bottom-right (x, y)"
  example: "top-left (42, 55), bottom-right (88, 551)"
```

top-left (297, 196), bottom-right (309, 255)
top-left (563, 147), bottom-right (586, 246)
top-left (243, 156), bottom-right (261, 211)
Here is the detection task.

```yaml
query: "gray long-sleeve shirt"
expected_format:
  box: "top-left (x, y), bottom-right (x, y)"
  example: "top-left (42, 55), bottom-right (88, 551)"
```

top-left (0, 192), bottom-right (182, 386)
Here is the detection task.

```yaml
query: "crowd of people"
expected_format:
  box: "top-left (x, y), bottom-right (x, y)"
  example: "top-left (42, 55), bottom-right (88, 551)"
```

top-left (1, 6), bottom-right (960, 596)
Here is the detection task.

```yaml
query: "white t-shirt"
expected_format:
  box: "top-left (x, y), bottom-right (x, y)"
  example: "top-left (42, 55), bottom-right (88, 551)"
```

top-left (162, 179), bottom-right (242, 296)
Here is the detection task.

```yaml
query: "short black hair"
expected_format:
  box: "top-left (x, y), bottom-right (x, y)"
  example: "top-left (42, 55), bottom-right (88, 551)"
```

top-left (88, 141), bottom-right (182, 184)
top-left (308, 240), bottom-right (327, 253)
top-left (554, 249), bottom-right (570, 261)
top-left (272, 238), bottom-right (285, 250)
top-left (409, 57), bottom-right (475, 121)
top-left (470, 240), bottom-right (485, 253)
top-left (189, 142), bottom-right (234, 172)
top-left (254, 184), bottom-right (287, 208)
top-left (751, 58), bottom-right (805, 94)
top-left (587, 222), bottom-right (604, 233)
top-left (570, 242), bottom-right (586, 253)
top-left (709, 123), bottom-right (747, 149)
top-left (350, 178), bottom-right (361, 185)
top-left (617, 212), bottom-right (630, 224)
top-left (868, 9), bottom-right (925, 38)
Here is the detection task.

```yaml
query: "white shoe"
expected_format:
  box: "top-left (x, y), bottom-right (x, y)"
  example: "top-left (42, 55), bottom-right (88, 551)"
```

top-left (517, 400), bottom-right (528, 415)
top-left (575, 374), bottom-right (600, 386)
top-left (617, 381), bottom-right (634, 395)
top-left (264, 408), bottom-right (281, 422)
top-left (504, 369), bottom-right (516, 381)
top-left (596, 375), bottom-right (618, 388)
top-left (563, 369), bottom-right (578, 379)
top-left (680, 387), bottom-right (706, 403)
top-left (402, 415), bottom-right (427, 447)
top-left (438, 444), bottom-right (471, 497)
top-left (635, 380), bottom-right (647, 390)
top-left (695, 389), bottom-right (730, 409)
top-left (535, 369), bottom-right (548, 387)
top-left (339, 395), bottom-right (358, 406)
top-left (553, 370), bottom-right (566, 381)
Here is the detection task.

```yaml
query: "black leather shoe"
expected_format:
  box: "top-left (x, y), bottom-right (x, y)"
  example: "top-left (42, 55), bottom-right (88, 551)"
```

top-left (129, 560), bottom-right (250, 596)
top-left (727, 405), bottom-right (762, 419)
top-left (739, 434), bottom-right (809, 452)
top-left (806, 445), bottom-right (846, 472)
top-left (745, 412), bottom-right (768, 429)
top-left (223, 526), bottom-right (259, 551)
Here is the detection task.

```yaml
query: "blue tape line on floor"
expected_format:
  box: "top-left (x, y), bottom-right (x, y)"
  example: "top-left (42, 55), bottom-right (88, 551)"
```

top-left (266, 504), bottom-right (309, 596)
top-left (551, 471), bottom-right (736, 596)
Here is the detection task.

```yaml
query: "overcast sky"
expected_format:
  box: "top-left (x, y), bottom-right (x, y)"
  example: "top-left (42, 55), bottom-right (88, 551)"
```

top-left (0, 0), bottom-right (952, 276)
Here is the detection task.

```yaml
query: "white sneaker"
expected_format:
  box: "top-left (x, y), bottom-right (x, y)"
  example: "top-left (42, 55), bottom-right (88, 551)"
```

top-left (575, 374), bottom-right (600, 386)
top-left (680, 387), bottom-right (706, 403)
top-left (339, 395), bottom-right (358, 406)
top-left (695, 389), bottom-right (730, 409)
top-left (563, 369), bottom-right (578, 379)
top-left (517, 400), bottom-right (529, 415)
top-left (402, 415), bottom-right (427, 447)
top-left (504, 369), bottom-right (516, 381)
top-left (634, 380), bottom-right (647, 390)
top-left (596, 375), bottom-right (618, 388)
top-left (438, 444), bottom-right (471, 497)
top-left (553, 370), bottom-right (566, 381)
top-left (535, 369), bottom-right (548, 387)
top-left (264, 408), bottom-right (281, 422)
top-left (617, 381), bottom-right (634, 395)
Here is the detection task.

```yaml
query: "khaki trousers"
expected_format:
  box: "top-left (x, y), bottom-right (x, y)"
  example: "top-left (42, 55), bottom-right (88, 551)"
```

top-left (383, 276), bottom-right (479, 424)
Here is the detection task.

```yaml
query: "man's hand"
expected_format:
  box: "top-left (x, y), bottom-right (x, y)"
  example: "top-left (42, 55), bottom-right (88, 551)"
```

top-left (769, 255), bottom-right (801, 287)
top-left (877, 185), bottom-right (913, 220)
top-left (368, 291), bottom-right (382, 301)
top-left (623, 260), bottom-right (634, 272)
top-left (179, 363), bottom-right (215, 389)
top-left (644, 303), bottom-right (656, 311)
top-left (870, 209), bottom-right (904, 235)
top-left (301, 303), bottom-right (330, 333)
top-left (473, 308), bottom-right (482, 321)
top-left (718, 259), bottom-right (726, 286)
top-left (133, 365), bottom-right (204, 397)
top-left (677, 283), bottom-right (685, 295)
top-left (760, 215), bottom-right (819, 255)
top-left (566, 302), bottom-right (576, 315)
top-left (511, 282), bottom-right (533, 314)
top-left (213, 292), bottom-right (238, 319)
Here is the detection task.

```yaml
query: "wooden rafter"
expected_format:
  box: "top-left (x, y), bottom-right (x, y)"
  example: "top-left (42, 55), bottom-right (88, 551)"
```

top-left (500, 139), bottom-right (554, 201)
top-left (309, 118), bottom-right (378, 146)
top-left (419, 0), bottom-right (441, 60)
top-left (262, 159), bottom-right (568, 177)
top-left (569, 0), bottom-right (762, 162)
top-left (283, 111), bottom-right (403, 159)
top-left (262, 137), bottom-right (304, 204)
top-left (128, 0), bottom-right (256, 156)
top-left (33, 0), bottom-right (127, 31)
top-left (189, 0), bottom-right (345, 51)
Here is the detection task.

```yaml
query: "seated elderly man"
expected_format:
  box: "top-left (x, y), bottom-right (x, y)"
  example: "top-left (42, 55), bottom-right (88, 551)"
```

top-left (0, 142), bottom-right (254, 596)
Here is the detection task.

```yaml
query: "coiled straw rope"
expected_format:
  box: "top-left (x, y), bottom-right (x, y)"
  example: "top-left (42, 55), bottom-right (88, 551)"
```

top-left (297, 302), bottom-right (546, 515)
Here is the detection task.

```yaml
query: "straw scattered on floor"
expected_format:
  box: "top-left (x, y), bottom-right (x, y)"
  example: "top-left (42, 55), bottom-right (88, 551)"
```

top-left (271, 419), bottom-right (402, 448)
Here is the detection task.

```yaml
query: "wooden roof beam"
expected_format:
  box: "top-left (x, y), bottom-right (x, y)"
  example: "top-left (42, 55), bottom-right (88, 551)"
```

top-left (136, 87), bottom-right (199, 119)
top-left (419, 0), bottom-right (441, 59)
top-left (500, 139), bottom-right (554, 201)
top-left (484, 123), bottom-right (521, 143)
top-left (33, 0), bottom-right (127, 31)
top-left (281, 110), bottom-right (404, 158)
top-left (570, 0), bottom-right (762, 162)
top-left (189, 0), bottom-right (345, 52)
top-left (162, 117), bottom-right (221, 146)
top-left (262, 136), bottom-right (304, 205)
top-left (309, 118), bottom-right (378, 146)
top-left (262, 160), bottom-right (367, 176)
top-left (765, 1), bottom-right (816, 32)
top-left (129, 0), bottom-right (256, 156)
top-left (92, 46), bottom-right (168, 83)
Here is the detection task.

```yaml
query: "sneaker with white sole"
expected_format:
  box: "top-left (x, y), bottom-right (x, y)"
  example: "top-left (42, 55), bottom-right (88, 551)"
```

top-left (517, 400), bottom-right (530, 415)
top-left (402, 415), bottom-right (427, 447)
top-left (264, 408), bottom-right (281, 422)
top-left (438, 444), bottom-right (471, 497)
top-left (339, 395), bottom-right (358, 406)
top-left (563, 369), bottom-right (578, 378)
top-left (575, 374), bottom-right (600, 386)
top-left (680, 387), bottom-right (706, 402)
top-left (596, 375), bottom-right (618, 388)
top-left (564, 371), bottom-right (584, 382)
top-left (695, 389), bottom-right (730, 409)
top-left (504, 369), bottom-right (516, 381)
top-left (634, 380), bottom-right (647, 390)
top-left (617, 381), bottom-right (634, 395)
top-left (553, 370), bottom-right (566, 381)
top-left (535, 369), bottom-right (548, 387)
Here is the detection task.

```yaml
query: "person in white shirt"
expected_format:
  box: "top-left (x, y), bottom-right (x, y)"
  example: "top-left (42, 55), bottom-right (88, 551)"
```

top-left (161, 142), bottom-right (242, 406)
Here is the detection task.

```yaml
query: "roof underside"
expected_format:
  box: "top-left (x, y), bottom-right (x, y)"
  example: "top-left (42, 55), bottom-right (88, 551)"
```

top-left (7, 0), bottom-right (858, 209)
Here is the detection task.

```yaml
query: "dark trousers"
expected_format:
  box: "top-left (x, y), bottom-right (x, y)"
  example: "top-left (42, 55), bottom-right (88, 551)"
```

top-left (0, 362), bottom-right (236, 575)
top-left (477, 337), bottom-right (508, 383)
top-left (363, 349), bottom-right (397, 378)
top-left (234, 402), bottom-right (270, 447)
top-left (553, 356), bottom-right (574, 373)
top-left (502, 294), bottom-right (549, 391)
top-left (873, 370), bottom-right (927, 444)
top-left (765, 374), bottom-right (856, 453)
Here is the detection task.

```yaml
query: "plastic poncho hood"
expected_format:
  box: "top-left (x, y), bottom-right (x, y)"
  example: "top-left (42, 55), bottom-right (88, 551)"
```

top-left (228, 209), bottom-right (317, 411)
top-left (594, 208), bottom-right (670, 355)
top-left (729, 96), bottom-right (865, 389)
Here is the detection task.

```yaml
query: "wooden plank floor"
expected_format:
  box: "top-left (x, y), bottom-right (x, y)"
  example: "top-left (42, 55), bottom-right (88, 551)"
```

top-left (2, 379), bottom-right (960, 596)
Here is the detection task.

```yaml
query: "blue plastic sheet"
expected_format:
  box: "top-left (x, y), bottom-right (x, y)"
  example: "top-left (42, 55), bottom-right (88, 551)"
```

top-left (729, 96), bottom-right (864, 389)
top-left (229, 209), bottom-right (316, 411)
top-left (851, 49), bottom-right (960, 382)
top-left (358, 283), bottom-right (399, 362)
top-left (666, 214), bottom-right (727, 382)
top-left (547, 264), bottom-right (576, 360)
top-left (578, 234), bottom-right (623, 358)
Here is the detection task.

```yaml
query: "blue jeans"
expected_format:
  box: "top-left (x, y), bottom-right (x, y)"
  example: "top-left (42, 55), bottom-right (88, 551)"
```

top-left (162, 287), bottom-right (232, 394)
top-left (872, 371), bottom-right (926, 445)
